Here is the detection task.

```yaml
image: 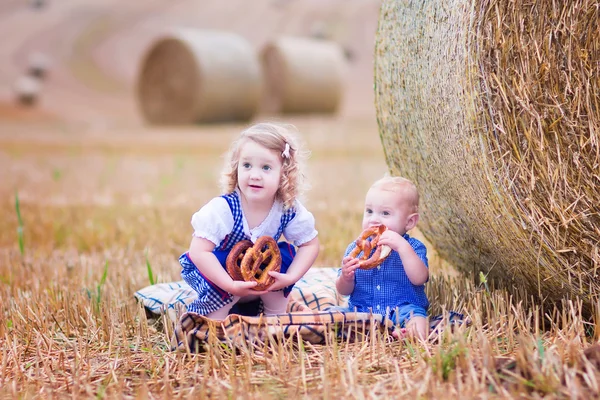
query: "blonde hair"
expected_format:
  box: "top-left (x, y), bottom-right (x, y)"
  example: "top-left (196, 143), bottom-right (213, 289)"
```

top-left (220, 122), bottom-right (309, 209)
top-left (371, 175), bottom-right (419, 213)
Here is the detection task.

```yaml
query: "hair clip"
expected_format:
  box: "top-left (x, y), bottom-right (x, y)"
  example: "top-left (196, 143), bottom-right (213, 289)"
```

top-left (282, 143), bottom-right (291, 159)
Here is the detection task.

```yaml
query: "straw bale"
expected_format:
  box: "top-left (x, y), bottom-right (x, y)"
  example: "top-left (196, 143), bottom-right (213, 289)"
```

top-left (30, 0), bottom-right (45, 10)
top-left (375, 0), bottom-right (600, 310)
top-left (13, 75), bottom-right (41, 106)
top-left (27, 52), bottom-right (51, 78)
top-left (261, 36), bottom-right (345, 114)
top-left (137, 29), bottom-right (261, 125)
top-left (309, 21), bottom-right (330, 41)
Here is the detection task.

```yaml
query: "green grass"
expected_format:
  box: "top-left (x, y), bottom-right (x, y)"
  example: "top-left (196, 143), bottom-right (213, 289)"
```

top-left (14, 191), bottom-right (24, 256)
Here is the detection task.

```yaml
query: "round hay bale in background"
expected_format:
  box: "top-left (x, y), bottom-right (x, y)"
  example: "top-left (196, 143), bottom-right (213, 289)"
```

top-left (375, 0), bottom-right (600, 310)
top-left (27, 52), bottom-right (51, 79)
top-left (30, 0), bottom-right (46, 10)
top-left (137, 29), bottom-right (262, 125)
top-left (309, 21), bottom-right (330, 41)
top-left (261, 36), bottom-right (345, 114)
top-left (13, 75), bottom-right (41, 106)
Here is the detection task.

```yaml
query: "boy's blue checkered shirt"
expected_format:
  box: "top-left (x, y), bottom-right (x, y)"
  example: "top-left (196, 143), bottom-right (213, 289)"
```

top-left (342, 233), bottom-right (429, 316)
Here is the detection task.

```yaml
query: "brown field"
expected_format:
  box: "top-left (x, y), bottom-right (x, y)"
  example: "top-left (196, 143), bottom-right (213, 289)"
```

top-left (1, 1), bottom-right (599, 398)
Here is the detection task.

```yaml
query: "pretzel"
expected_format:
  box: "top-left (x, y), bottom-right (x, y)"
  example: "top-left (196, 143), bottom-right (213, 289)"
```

top-left (349, 225), bottom-right (392, 270)
top-left (226, 236), bottom-right (281, 290)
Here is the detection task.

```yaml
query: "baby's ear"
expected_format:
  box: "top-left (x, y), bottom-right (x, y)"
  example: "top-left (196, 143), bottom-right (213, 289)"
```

top-left (405, 213), bottom-right (419, 232)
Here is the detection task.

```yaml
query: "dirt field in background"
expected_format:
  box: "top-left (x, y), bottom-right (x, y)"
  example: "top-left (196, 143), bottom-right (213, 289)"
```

top-left (0, 0), bottom-right (455, 273)
top-left (0, 0), bottom-right (381, 126)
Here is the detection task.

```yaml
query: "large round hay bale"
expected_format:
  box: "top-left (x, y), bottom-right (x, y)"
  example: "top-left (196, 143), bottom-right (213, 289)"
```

top-left (13, 76), bottom-right (41, 106)
top-left (375, 1), bottom-right (600, 310)
top-left (261, 37), bottom-right (345, 114)
top-left (137, 29), bottom-right (261, 125)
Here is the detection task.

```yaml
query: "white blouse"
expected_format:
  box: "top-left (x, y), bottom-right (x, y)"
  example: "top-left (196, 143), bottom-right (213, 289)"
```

top-left (190, 194), bottom-right (318, 247)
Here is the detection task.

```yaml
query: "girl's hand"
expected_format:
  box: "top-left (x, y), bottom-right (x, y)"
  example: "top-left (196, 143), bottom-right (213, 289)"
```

top-left (378, 229), bottom-right (404, 252)
top-left (266, 271), bottom-right (296, 291)
top-left (228, 280), bottom-right (268, 297)
top-left (340, 256), bottom-right (360, 281)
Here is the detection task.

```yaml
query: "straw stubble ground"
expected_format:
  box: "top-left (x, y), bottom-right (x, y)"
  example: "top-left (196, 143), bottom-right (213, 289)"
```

top-left (1, 119), bottom-right (599, 398)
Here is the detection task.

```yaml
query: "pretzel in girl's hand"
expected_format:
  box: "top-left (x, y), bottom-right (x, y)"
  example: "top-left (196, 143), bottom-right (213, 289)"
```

top-left (226, 236), bottom-right (282, 291)
top-left (349, 225), bottom-right (392, 270)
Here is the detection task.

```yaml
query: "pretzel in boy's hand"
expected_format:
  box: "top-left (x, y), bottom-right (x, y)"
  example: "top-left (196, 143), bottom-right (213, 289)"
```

top-left (226, 236), bottom-right (282, 290)
top-left (349, 225), bottom-right (392, 270)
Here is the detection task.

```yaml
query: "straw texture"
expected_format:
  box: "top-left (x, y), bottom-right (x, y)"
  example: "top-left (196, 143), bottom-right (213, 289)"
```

top-left (137, 29), bottom-right (262, 124)
top-left (374, 0), bottom-right (600, 310)
top-left (13, 75), bottom-right (40, 106)
top-left (261, 36), bottom-right (345, 114)
top-left (27, 52), bottom-right (50, 79)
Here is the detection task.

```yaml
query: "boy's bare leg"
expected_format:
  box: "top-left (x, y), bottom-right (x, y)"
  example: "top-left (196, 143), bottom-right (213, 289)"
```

top-left (405, 316), bottom-right (429, 340)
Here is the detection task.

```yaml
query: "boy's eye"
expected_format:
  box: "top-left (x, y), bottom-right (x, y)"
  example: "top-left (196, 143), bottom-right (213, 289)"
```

top-left (382, 211), bottom-right (390, 216)
top-left (365, 209), bottom-right (373, 214)
top-left (262, 165), bottom-right (271, 171)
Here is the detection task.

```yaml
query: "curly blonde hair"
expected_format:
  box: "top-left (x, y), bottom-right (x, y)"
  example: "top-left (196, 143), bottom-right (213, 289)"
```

top-left (220, 122), bottom-right (309, 210)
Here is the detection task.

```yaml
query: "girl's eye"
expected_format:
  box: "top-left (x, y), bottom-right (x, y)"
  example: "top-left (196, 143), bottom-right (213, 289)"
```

top-left (262, 165), bottom-right (271, 171)
top-left (365, 209), bottom-right (373, 214)
top-left (242, 163), bottom-right (251, 169)
top-left (382, 211), bottom-right (390, 216)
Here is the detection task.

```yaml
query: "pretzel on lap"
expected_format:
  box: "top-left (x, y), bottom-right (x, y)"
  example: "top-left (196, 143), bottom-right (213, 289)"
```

top-left (349, 225), bottom-right (392, 270)
top-left (226, 236), bottom-right (282, 290)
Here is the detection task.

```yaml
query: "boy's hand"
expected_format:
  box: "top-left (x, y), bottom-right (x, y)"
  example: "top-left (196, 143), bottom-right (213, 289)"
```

top-left (227, 280), bottom-right (268, 297)
top-left (340, 256), bottom-right (360, 281)
top-left (378, 230), bottom-right (405, 252)
top-left (265, 271), bottom-right (296, 291)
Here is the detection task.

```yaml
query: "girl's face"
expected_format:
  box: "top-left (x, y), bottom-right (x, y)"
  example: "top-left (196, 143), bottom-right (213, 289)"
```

top-left (361, 187), bottom-right (417, 235)
top-left (237, 140), bottom-right (283, 206)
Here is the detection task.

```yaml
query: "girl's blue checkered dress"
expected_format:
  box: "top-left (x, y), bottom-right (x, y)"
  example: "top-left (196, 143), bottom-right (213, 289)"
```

top-left (345, 234), bottom-right (429, 318)
top-left (180, 192), bottom-right (296, 315)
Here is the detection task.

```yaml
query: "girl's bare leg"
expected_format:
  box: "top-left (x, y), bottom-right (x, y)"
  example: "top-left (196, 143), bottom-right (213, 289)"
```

top-left (261, 291), bottom-right (289, 316)
top-left (206, 296), bottom-right (241, 320)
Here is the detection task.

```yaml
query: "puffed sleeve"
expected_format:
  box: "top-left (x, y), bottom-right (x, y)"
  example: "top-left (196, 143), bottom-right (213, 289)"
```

top-left (283, 200), bottom-right (318, 246)
top-left (190, 197), bottom-right (234, 246)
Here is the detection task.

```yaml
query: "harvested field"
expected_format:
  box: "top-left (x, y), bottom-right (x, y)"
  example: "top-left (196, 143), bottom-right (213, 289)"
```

top-left (1, 0), bottom-right (599, 398)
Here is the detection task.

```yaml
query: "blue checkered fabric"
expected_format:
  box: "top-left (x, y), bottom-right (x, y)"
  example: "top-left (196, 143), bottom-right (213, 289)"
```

top-left (275, 206), bottom-right (296, 241)
top-left (180, 252), bottom-right (232, 315)
top-left (343, 234), bottom-right (429, 318)
top-left (181, 191), bottom-right (297, 315)
top-left (214, 192), bottom-right (249, 251)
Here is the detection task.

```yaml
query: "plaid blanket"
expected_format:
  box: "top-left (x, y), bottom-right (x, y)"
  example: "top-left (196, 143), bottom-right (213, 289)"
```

top-left (134, 267), bottom-right (465, 351)
top-left (175, 310), bottom-right (395, 352)
top-left (135, 267), bottom-right (344, 322)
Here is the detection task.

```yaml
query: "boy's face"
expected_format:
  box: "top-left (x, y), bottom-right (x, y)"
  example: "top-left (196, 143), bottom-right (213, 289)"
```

top-left (362, 187), bottom-right (417, 235)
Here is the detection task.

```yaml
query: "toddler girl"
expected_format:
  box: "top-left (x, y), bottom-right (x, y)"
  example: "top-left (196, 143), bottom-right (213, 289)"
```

top-left (180, 122), bottom-right (320, 320)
